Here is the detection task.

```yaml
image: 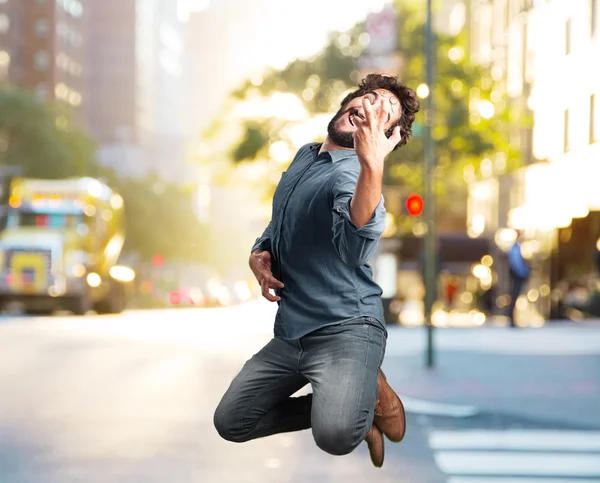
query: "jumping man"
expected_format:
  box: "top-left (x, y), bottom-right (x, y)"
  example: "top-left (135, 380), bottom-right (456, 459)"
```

top-left (214, 74), bottom-right (420, 467)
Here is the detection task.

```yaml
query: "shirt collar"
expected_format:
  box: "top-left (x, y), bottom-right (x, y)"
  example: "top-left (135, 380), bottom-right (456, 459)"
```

top-left (309, 143), bottom-right (356, 163)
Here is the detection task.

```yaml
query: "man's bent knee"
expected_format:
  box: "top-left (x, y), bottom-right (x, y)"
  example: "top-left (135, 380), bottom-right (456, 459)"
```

top-left (313, 424), bottom-right (363, 456)
top-left (213, 404), bottom-right (252, 443)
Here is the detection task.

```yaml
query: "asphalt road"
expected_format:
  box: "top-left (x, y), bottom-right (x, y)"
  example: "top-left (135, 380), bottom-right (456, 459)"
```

top-left (1, 300), bottom-right (599, 483)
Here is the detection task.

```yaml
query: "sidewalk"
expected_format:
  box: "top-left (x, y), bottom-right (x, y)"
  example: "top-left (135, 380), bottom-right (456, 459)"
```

top-left (383, 324), bottom-right (600, 429)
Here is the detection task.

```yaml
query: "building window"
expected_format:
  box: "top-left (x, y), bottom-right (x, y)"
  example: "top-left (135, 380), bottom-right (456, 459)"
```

top-left (592, 94), bottom-right (598, 143)
top-left (54, 82), bottom-right (68, 100)
top-left (0, 50), bottom-right (9, 65)
top-left (60, 0), bottom-right (83, 18)
top-left (564, 109), bottom-right (570, 152)
top-left (69, 31), bottom-right (82, 48)
top-left (34, 50), bottom-right (50, 71)
top-left (0, 13), bottom-right (9, 34)
top-left (0, 50), bottom-right (9, 80)
top-left (35, 18), bottom-right (50, 38)
top-left (592, 0), bottom-right (598, 37)
top-left (70, 2), bottom-right (83, 18)
top-left (565, 19), bottom-right (572, 55)
top-left (69, 61), bottom-right (82, 77)
top-left (68, 90), bottom-right (82, 106)
top-left (35, 83), bottom-right (49, 100)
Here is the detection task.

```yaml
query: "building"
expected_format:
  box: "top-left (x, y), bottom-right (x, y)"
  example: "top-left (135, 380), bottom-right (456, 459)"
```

top-left (0, 0), bottom-right (85, 120)
top-left (85, 0), bottom-right (188, 183)
top-left (84, 0), bottom-right (148, 179)
top-left (137, 0), bottom-right (187, 183)
top-left (183, 9), bottom-right (231, 140)
top-left (183, 0), bottom-right (266, 139)
top-left (467, 0), bottom-right (600, 320)
top-left (85, 0), bottom-right (137, 145)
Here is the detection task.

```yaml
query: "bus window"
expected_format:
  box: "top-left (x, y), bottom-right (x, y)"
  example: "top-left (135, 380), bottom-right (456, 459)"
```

top-left (11, 213), bottom-right (83, 229)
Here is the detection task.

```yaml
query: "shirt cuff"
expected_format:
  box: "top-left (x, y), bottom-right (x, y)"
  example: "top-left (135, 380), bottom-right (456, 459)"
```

top-left (251, 237), bottom-right (271, 254)
top-left (332, 197), bottom-right (385, 240)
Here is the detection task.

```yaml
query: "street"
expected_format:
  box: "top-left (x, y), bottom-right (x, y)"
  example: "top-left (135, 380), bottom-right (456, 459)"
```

top-left (1, 300), bottom-right (599, 483)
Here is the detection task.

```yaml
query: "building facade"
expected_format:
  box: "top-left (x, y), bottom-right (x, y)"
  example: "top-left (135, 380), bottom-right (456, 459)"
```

top-left (0, 0), bottom-right (85, 119)
top-left (137, 0), bottom-right (186, 183)
top-left (467, 0), bottom-right (600, 320)
top-left (86, 0), bottom-right (188, 183)
top-left (85, 0), bottom-right (137, 145)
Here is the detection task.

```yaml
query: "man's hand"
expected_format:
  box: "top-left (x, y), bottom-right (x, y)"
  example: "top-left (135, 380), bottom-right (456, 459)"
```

top-left (249, 249), bottom-right (284, 302)
top-left (352, 98), bottom-right (402, 172)
top-left (348, 98), bottom-right (400, 228)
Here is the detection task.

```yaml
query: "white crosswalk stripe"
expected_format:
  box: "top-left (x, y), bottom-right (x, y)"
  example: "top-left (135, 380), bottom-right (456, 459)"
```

top-left (385, 325), bottom-right (600, 356)
top-left (429, 429), bottom-right (600, 482)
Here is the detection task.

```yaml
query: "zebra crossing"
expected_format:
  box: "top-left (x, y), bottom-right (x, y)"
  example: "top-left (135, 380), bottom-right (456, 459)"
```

top-left (384, 323), bottom-right (600, 357)
top-left (428, 429), bottom-right (600, 482)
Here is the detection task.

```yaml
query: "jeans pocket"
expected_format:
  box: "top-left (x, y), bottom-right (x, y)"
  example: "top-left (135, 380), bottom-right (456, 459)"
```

top-left (378, 330), bottom-right (387, 367)
top-left (363, 324), bottom-right (385, 368)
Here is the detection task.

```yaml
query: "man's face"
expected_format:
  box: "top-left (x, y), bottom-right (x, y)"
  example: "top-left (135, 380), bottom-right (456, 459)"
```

top-left (327, 89), bottom-right (402, 149)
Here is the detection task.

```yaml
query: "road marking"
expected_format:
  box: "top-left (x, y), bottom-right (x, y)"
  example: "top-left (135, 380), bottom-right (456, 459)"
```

top-left (430, 429), bottom-right (600, 481)
top-left (448, 478), bottom-right (595, 483)
top-left (400, 396), bottom-right (479, 417)
top-left (434, 451), bottom-right (600, 477)
top-left (430, 430), bottom-right (600, 451)
top-left (384, 327), bottom-right (600, 356)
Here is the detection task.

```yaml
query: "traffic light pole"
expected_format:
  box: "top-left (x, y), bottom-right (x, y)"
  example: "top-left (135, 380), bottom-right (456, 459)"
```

top-left (424, 0), bottom-right (436, 369)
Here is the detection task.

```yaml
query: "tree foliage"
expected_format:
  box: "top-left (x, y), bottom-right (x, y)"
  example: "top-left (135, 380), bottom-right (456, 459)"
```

top-left (100, 173), bottom-right (209, 263)
top-left (0, 85), bottom-right (95, 178)
top-left (200, 4), bottom-right (528, 233)
top-left (385, 4), bottom-right (526, 225)
top-left (0, 86), bottom-right (207, 264)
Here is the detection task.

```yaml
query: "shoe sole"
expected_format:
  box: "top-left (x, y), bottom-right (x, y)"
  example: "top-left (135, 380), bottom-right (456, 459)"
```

top-left (379, 369), bottom-right (406, 443)
top-left (368, 429), bottom-right (385, 468)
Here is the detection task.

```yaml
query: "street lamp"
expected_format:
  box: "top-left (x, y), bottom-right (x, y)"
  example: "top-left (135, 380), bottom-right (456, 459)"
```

top-left (423, 0), bottom-right (436, 369)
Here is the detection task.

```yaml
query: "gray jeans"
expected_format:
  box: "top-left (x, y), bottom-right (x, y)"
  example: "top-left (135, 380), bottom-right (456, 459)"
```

top-left (213, 317), bottom-right (386, 456)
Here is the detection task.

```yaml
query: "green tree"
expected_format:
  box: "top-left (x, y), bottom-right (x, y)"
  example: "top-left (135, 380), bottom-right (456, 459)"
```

top-left (0, 86), bottom-right (95, 178)
top-left (103, 174), bottom-right (209, 263)
top-left (384, 4), bottom-right (526, 231)
top-left (197, 4), bottom-right (527, 233)
top-left (0, 85), bottom-right (207, 264)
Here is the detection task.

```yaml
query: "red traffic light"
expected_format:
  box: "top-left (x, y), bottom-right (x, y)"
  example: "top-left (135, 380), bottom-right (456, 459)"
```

top-left (152, 254), bottom-right (165, 267)
top-left (406, 193), bottom-right (424, 216)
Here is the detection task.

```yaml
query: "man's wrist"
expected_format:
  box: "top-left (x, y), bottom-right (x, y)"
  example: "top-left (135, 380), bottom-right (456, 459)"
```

top-left (358, 160), bottom-right (384, 177)
top-left (357, 164), bottom-right (384, 187)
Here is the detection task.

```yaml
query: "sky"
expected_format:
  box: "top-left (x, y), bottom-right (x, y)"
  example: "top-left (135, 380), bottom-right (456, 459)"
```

top-left (180, 0), bottom-right (395, 134)
top-left (179, 0), bottom-right (392, 71)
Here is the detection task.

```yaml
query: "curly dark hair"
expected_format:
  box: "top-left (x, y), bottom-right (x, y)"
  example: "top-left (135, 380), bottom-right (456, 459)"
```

top-left (339, 74), bottom-right (420, 149)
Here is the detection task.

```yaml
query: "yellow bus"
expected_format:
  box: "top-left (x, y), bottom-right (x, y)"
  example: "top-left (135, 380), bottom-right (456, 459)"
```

top-left (0, 177), bottom-right (135, 315)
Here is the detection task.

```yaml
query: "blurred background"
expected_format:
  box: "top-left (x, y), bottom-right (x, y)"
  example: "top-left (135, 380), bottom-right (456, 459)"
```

top-left (0, 0), bottom-right (599, 482)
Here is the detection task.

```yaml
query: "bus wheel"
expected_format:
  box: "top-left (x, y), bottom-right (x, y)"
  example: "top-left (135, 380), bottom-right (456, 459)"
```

top-left (69, 296), bottom-right (92, 316)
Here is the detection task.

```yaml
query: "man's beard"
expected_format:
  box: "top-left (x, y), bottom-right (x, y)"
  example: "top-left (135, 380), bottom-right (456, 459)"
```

top-left (327, 108), bottom-right (355, 149)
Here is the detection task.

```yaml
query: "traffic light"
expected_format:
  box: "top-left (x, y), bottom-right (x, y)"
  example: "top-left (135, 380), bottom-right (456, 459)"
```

top-left (152, 254), bottom-right (165, 267)
top-left (405, 193), bottom-right (424, 217)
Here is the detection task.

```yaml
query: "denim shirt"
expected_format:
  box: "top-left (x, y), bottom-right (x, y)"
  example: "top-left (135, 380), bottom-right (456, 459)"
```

top-left (251, 142), bottom-right (387, 340)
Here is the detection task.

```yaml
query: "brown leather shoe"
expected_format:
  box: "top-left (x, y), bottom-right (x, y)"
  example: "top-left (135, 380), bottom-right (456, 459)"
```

top-left (374, 369), bottom-right (406, 442)
top-left (365, 423), bottom-right (385, 468)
